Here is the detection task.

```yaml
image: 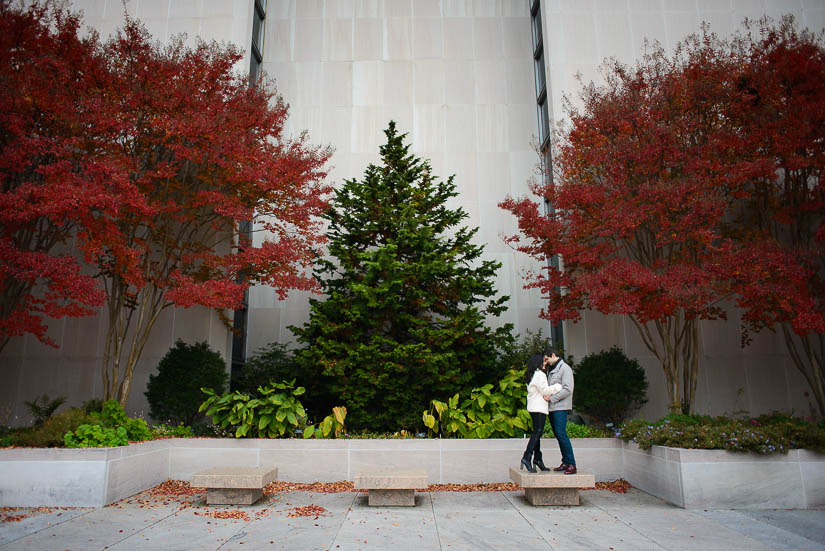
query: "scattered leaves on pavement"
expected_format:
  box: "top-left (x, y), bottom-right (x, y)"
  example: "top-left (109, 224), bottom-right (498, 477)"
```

top-left (287, 505), bottom-right (329, 518)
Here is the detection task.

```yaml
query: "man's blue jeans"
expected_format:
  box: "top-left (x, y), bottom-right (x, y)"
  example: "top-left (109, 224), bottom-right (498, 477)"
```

top-left (550, 410), bottom-right (576, 466)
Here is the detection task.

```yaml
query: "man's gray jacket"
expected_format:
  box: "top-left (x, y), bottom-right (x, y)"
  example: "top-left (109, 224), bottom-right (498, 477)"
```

top-left (547, 359), bottom-right (574, 412)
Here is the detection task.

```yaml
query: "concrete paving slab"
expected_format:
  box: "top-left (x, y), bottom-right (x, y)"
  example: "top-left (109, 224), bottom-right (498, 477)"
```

top-left (330, 494), bottom-right (440, 550)
top-left (606, 507), bottom-right (779, 551)
top-left (435, 510), bottom-right (551, 550)
top-left (224, 492), bottom-right (357, 551)
top-left (508, 495), bottom-right (666, 550)
top-left (0, 505), bottom-right (178, 551)
top-left (105, 507), bottom-right (251, 551)
top-left (0, 508), bottom-right (91, 546)
top-left (740, 510), bottom-right (825, 546)
top-left (696, 510), bottom-right (825, 551)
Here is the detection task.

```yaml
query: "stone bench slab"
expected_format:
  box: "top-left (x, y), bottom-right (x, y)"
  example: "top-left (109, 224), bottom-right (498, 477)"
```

top-left (190, 466), bottom-right (278, 505)
top-left (509, 467), bottom-right (595, 506)
top-left (354, 469), bottom-right (428, 506)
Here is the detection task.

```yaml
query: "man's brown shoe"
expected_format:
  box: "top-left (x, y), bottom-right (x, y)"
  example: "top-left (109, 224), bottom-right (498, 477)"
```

top-left (553, 463), bottom-right (567, 472)
top-left (563, 465), bottom-right (577, 475)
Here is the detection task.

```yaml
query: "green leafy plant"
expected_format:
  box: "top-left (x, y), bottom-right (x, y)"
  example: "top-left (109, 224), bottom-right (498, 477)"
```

top-left (64, 424), bottom-right (128, 448)
top-left (92, 400), bottom-right (152, 442)
top-left (145, 340), bottom-right (229, 426)
top-left (199, 380), bottom-right (307, 438)
top-left (304, 406), bottom-right (347, 438)
top-left (423, 369), bottom-right (531, 438)
top-left (24, 394), bottom-right (66, 425)
top-left (573, 346), bottom-right (648, 425)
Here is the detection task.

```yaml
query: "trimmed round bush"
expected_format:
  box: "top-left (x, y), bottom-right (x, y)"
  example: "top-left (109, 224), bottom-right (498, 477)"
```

top-left (145, 340), bottom-right (228, 425)
top-left (573, 346), bottom-right (648, 425)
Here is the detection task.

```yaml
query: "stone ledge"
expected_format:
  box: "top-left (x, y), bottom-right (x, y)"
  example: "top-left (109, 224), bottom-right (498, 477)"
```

top-left (508, 467), bottom-right (596, 488)
top-left (190, 465), bottom-right (278, 489)
top-left (353, 468), bottom-right (428, 490)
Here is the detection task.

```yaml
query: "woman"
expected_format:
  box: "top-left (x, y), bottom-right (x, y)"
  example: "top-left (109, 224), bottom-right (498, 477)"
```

top-left (520, 353), bottom-right (560, 473)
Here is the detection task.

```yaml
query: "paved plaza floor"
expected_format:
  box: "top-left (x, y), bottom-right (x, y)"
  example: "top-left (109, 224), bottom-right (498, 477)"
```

top-left (1, 485), bottom-right (823, 551)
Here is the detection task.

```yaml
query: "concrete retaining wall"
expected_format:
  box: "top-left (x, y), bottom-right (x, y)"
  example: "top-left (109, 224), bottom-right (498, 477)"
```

top-left (1, 438), bottom-right (822, 509)
top-left (623, 442), bottom-right (825, 509)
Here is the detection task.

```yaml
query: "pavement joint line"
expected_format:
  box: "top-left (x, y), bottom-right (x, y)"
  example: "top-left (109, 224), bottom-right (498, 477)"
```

top-left (214, 513), bottom-right (253, 551)
top-left (429, 491), bottom-right (444, 551)
top-left (0, 506), bottom-right (99, 548)
top-left (501, 490), bottom-right (557, 550)
top-left (326, 489), bottom-right (359, 550)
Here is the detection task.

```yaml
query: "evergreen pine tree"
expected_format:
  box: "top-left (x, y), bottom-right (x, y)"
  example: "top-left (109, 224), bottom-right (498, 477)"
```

top-left (291, 122), bottom-right (512, 431)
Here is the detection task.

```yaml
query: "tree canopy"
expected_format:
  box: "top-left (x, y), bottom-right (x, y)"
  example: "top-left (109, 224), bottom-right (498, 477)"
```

top-left (501, 17), bottom-right (825, 415)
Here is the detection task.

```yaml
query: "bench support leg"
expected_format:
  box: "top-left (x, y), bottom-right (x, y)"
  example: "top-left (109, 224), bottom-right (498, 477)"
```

top-left (206, 488), bottom-right (263, 505)
top-left (367, 489), bottom-right (415, 506)
top-left (524, 488), bottom-right (580, 506)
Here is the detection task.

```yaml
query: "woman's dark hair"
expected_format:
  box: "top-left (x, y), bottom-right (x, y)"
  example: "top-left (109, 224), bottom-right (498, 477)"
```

top-left (525, 353), bottom-right (545, 384)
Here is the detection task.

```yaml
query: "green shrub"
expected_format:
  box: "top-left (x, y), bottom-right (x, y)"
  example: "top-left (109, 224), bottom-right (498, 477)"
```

top-left (7, 408), bottom-right (95, 447)
top-left (199, 380), bottom-right (307, 438)
top-left (544, 422), bottom-right (611, 438)
top-left (232, 343), bottom-right (297, 395)
top-left (81, 398), bottom-right (103, 415)
top-left (23, 394), bottom-right (66, 425)
top-left (65, 424), bottom-right (128, 448)
top-left (573, 346), bottom-right (648, 425)
top-left (616, 412), bottom-right (825, 454)
top-left (94, 400), bottom-right (152, 442)
top-left (145, 340), bottom-right (229, 426)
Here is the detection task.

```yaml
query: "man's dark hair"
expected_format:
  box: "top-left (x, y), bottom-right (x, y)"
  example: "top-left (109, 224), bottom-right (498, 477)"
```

top-left (544, 344), bottom-right (559, 358)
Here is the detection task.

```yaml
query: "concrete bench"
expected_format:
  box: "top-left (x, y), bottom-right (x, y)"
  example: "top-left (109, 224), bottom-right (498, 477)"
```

top-left (190, 466), bottom-right (278, 505)
top-left (509, 467), bottom-right (595, 505)
top-left (353, 469), bottom-right (428, 506)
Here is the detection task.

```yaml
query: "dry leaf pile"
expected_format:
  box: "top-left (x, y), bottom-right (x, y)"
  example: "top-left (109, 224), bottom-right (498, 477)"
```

top-left (0, 507), bottom-right (71, 523)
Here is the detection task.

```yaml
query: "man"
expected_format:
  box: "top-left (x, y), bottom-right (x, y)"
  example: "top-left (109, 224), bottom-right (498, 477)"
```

top-left (544, 344), bottom-right (577, 474)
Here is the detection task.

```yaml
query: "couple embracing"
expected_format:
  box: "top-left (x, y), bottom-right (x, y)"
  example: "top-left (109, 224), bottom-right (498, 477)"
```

top-left (520, 345), bottom-right (577, 475)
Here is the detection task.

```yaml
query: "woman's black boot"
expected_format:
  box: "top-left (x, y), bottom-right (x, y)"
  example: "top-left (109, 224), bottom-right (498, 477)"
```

top-left (534, 457), bottom-right (551, 472)
top-left (520, 457), bottom-right (537, 473)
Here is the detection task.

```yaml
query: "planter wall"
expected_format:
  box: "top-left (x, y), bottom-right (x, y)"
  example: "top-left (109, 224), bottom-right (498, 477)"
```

top-left (1, 438), bottom-right (822, 509)
top-left (623, 442), bottom-right (825, 509)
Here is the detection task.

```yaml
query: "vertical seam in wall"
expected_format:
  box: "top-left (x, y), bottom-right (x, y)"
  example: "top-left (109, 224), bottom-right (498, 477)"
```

top-left (797, 450), bottom-right (807, 509)
top-left (102, 450), bottom-right (112, 507)
top-left (347, 441), bottom-right (351, 480)
top-left (167, 439), bottom-right (173, 482)
top-left (439, 438), bottom-right (442, 484)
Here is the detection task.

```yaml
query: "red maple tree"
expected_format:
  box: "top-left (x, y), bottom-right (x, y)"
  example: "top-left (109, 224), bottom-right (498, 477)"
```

top-left (1, 3), bottom-right (332, 405)
top-left (87, 21), bottom-right (332, 404)
top-left (501, 18), bottom-right (824, 415)
top-left (0, 2), bottom-right (115, 352)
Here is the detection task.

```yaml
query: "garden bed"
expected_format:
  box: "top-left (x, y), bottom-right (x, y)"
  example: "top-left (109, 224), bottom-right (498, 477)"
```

top-left (1, 437), bottom-right (822, 509)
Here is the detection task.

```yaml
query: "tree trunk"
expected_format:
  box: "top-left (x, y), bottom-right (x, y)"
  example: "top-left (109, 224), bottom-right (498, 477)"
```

top-left (632, 311), bottom-right (698, 415)
top-left (781, 325), bottom-right (825, 418)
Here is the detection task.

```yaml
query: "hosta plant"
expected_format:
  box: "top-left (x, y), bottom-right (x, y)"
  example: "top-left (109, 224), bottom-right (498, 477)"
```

top-left (199, 380), bottom-right (307, 438)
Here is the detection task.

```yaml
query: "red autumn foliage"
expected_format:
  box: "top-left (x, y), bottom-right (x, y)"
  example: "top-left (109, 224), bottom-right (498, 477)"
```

top-left (1, 2), bottom-right (331, 402)
top-left (501, 17), bottom-right (825, 415)
top-left (0, 2), bottom-right (115, 351)
top-left (89, 19), bottom-right (331, 403)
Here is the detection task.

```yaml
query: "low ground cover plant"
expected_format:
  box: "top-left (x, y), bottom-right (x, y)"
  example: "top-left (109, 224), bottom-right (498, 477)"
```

top-left (617, 412), bottom-right (825, 454)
